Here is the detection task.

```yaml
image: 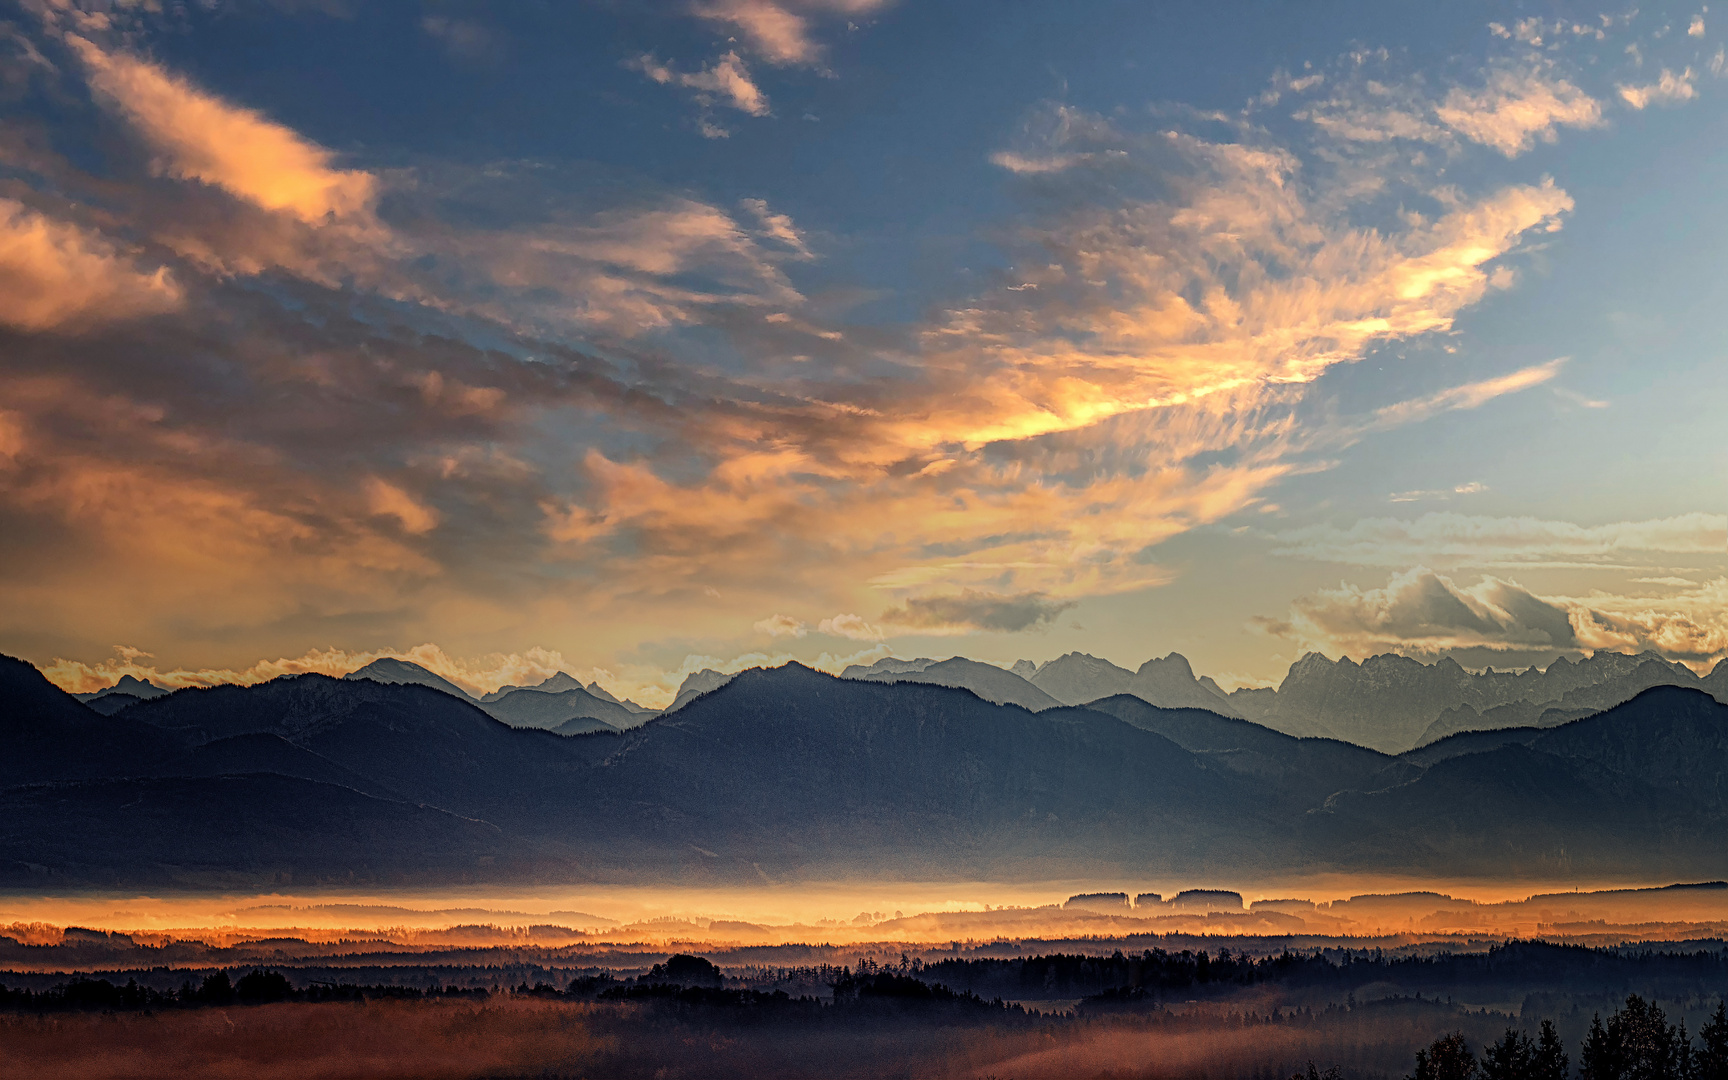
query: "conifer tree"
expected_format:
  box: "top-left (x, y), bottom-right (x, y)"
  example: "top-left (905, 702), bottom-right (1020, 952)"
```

top-left (1411, 1033), bottom-right (1480, 1080)
top-left (1532, 1019), bottom-right (1568, 1080)
top-left (1698, 1000), bottom-right (1728, 1080)
top-left (1481, 1028), bottom-right (1535, 1080)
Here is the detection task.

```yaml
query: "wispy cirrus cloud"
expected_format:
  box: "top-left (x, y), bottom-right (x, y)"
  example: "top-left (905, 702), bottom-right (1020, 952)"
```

top-left (638, 0), bottom-right (893, 127)
top-left (1434, 65), bottom-right (1603, 155)
top-left (1292, 56), bottom-right (1603, 157)
top-left (1358, 358), bottom-right (1569, 433)
top-left (1273, 512), bottom-right (1728, 568)
top-left (531, 84), bottom-right (1577, 625)
top-left (692, 0), bottom-right (893, 68)
top-left (67, 35), bottom-right (379, 225)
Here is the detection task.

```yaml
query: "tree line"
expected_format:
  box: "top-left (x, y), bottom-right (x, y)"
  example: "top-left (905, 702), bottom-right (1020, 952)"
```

top-left (1408, 997), bottom-right (1728, 1080)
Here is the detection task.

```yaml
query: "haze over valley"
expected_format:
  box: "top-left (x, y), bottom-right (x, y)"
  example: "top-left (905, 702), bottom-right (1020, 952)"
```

top-left (4, 0), bottom-right (1728, 1074)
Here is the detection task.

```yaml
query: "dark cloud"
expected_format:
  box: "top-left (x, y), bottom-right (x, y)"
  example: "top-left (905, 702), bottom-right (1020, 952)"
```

top-left (882, 590), bottom-right (1075, 633)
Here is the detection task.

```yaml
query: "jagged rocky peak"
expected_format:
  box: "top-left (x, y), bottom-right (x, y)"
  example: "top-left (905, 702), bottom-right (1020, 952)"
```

top-left (75, 673), bottom-right (171, 702)
top-left (112, 673), bottom-right (165, 698)
top-left (1010, 659), bottom-right (1037, 679)
top-left (1029, 652), bottom-right (1136, 705)
top-left (667, 667), bottom-right (737, 711)
top-left (1136, 652), bottom-right (1196, 680)
top-left (535, 671), bottom-right (586, 693)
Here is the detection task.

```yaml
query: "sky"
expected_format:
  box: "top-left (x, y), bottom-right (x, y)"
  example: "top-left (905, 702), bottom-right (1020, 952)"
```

top-left (1, 0), bottom-right (1725, 706)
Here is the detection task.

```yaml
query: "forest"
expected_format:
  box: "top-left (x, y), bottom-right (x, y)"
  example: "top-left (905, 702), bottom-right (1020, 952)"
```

top-left (5, 942), bottom-right (1728, 1078)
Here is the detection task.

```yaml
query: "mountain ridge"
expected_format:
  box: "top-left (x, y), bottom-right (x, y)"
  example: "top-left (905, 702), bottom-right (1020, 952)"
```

top-left (8, 654), bottom-right (1728, 887)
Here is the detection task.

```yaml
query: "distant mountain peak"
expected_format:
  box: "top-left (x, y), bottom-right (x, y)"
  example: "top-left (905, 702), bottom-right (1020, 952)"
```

top-left (667, 667), bottom-right (736, 712)
top-left (582, 680), bottom-right (622, 703)
top-left (842, 657), bottom-right (938, 677)
top-left (1136, 652), bottom-right (1196, 680)
top-left (841, 655), bottom-right (1061, 712)
top-left (75, 673), bottom-right (171, 702)
top-left (343, 657), bottom-right (476, 701)
top-left (534, 671), bottom-right (586, 694)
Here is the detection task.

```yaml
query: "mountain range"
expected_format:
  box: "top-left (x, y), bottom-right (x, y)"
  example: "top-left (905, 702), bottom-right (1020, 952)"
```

top-left (6, 650), bottom-right (1728, 888)
top-left (718, 648), bottom-right (1728, 753)
top-left (340, 658), bottom-right (656, 733)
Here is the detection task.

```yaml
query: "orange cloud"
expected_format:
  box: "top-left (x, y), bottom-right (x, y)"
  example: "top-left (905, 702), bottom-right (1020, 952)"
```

top-left (0, 375), bottom-right (443, 660)
top-left (0, 198), bottom-right (181, 330)
top-left (523, 120), bottom-right (1574, 623)
top-left (364, 477), bottom-right (441, 535)
top-left (68, 35), bottom-right (378, 224)
top-left (1435, 66), bottom-right (1603, 156)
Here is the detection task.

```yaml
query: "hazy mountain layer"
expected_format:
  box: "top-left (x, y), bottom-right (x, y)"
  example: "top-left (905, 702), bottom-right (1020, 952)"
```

top-left (5, 654), bottom-right (1728, 887)
top-left (1032, 652), bottom-right (1245, 718)
top-left (1236, 650), bottom-right (1727, 752)
top-left (841, 656), bottom-right (1063, 711)
top-left (479, 687), bottom-right (629, 732)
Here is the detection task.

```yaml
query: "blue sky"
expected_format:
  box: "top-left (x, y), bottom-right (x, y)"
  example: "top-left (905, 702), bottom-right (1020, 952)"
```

top-left (0, 0), bottom-right (1723, 703)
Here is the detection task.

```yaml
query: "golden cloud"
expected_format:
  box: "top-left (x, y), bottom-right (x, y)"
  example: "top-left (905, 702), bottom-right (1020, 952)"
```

top-left (69, 35), bottom-right (378, 225)
top-left (0, 199), bottom-right (181, 330)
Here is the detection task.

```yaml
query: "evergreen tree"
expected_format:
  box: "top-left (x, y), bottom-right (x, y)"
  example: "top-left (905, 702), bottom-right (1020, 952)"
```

top-left (1412, 1033), bottom-right (1480, 1080)
top-left (1482, 1028), bottom-right (1535, 1080)
top-left (1582, 1014), bottom-right (1620, 1080)
top-left (1581, 994), bottom-right (1686, 1080)
top-left (1698, 1001), bottom-right (1728, 1080)
top-left (1532, 1019), bottom-right (1568, 1080)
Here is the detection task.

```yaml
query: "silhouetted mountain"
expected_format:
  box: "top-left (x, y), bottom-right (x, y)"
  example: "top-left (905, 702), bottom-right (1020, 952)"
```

top-left (1309, 743), bottom-right (1681, 877)
top-left (6, 654), bottom-right (1728, 887)
top-left (842, 657), bottom-right (1062, 711)
top-left (479, 686), bottom-right (631, 731)
top-left (1312, 686), bottom-right (1728, 876)
top-left (1398, 725), bottom-right (1546, 769)
top-left (164, 733), bottom-right (391, 793)
top-left (553, 715), bottom-right (621, 736)
top-left (1415, 701), bottom-right (1592, 746)
top-left (73, 674), bottom-right (170, 702)
top-left (84, 693), bottom-right (145, 716)
top-left (571, 663), bottom-right (1279, 879)
top-left (112, 674), bottom-right (606, 830)
top-left (344, 657), bottom-right (477, 700)
top-left (0, 774), bottom-right (547, 888)
top-left (0, 655), bottom-right (185, 786)
top-left (1532, 685), bottom-right (1728, 815)
top-left (1081, 694), bottom-right (1391, 810)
